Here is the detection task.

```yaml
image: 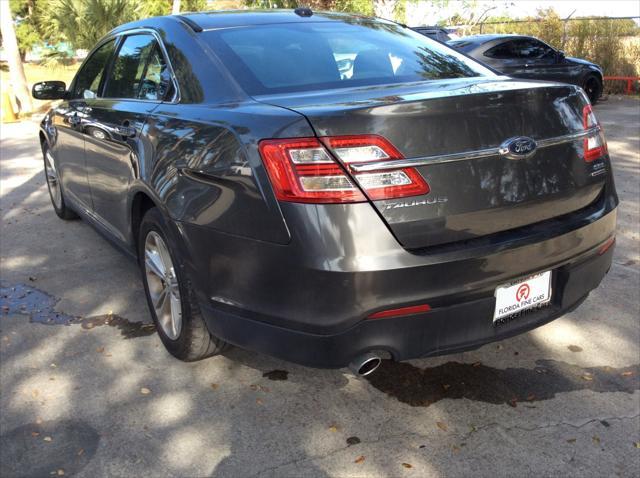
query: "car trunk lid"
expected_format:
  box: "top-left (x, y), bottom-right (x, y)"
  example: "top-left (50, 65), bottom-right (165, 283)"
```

top-left (257, 78), bottom-right (607, 249)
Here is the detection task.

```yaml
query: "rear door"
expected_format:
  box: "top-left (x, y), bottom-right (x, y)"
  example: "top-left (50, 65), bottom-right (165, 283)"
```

top-left (51, 38), bottom-right (117, 210)
top-left (82, 33), bottom-right (173, 242)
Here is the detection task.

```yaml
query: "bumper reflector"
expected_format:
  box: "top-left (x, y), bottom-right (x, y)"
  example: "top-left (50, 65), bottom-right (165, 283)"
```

top-left (367, 304), bottom-right (431, 319)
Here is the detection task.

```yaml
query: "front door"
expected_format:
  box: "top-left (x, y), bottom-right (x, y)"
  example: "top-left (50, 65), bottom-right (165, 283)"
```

top-left (52, 39), bottom-right (117, 210)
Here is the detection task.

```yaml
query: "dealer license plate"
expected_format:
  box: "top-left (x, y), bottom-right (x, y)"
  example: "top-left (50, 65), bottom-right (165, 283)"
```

top-left (493, 271), bottom-right (552, 322)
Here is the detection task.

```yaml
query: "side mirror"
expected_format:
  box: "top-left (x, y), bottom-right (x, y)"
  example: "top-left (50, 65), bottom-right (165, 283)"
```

top-left (32, 81), bottom-right (67, 100)
top-left (557, 50), bottom-right (566, 61)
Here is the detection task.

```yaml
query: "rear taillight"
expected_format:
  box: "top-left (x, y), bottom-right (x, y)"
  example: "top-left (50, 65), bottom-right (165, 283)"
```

top-left (259, 135), bottom-right (429, 204)
top-left (259, 138), bottom-right (366, 203)
top-left (583, 105), bottom-right (607, 162)
top-left (322, 135), bottom-right (430, 201)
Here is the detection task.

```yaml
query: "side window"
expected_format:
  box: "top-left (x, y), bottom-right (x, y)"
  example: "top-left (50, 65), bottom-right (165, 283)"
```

top-left (484, 41), bottom-right (515, 59)
top-left (103, 34), bottom-right (156, 99)
top-left (72, 39), bottom-right (116, 99)
top-left (511, 39), bottom-right (553, 59)
top-left (138, 44), bottom-right (173, 101)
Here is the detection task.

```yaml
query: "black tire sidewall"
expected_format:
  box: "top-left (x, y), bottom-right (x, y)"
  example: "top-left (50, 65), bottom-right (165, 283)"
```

top-left (583, 75), bottom-right (602, 104)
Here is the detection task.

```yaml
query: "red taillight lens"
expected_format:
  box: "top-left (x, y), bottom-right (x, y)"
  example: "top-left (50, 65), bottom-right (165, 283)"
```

top-left (322, 135), bottom-right (430, 200)
top-left (259, 135), bottom-right (430, 204)
top-left (583, 105), bottom-right (607, 162)
top-left (258, 138), bottom-right (366, 203)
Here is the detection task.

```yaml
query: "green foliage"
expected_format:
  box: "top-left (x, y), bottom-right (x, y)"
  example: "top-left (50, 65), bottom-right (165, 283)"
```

top-left (9, 0), bottom-right (50, 57)
top-left (242, 0), bottom-right (374, 16)
top-left (139, 0), bottom-right (208, 17)
top-left (41, 0), bottom-right (138, 50)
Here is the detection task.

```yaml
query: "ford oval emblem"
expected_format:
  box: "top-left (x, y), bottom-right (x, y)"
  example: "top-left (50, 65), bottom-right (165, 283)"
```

top-left (499, 136), bottom-right (537, 160)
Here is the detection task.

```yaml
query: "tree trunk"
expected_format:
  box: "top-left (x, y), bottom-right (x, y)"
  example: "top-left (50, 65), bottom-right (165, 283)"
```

top-left (0, 0), bottom-right (33, 114)
top-left (373, 0), bottom-right (396, 20)
top-left (172, 0), bottom-right (181, 14)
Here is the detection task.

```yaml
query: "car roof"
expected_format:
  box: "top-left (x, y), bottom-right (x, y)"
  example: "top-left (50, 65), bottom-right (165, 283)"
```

top-left (453, 34), bottom-right (532, 45)
top-left (111, 9), bottom-right (392, 34)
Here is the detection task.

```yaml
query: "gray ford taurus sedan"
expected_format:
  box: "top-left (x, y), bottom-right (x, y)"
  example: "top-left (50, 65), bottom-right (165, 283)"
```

top-left (32, 9), bottom-right (617, 375)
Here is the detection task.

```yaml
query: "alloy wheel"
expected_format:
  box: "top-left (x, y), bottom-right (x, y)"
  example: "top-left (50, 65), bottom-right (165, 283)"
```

top-left (144, 231), bottom-right (182, 340)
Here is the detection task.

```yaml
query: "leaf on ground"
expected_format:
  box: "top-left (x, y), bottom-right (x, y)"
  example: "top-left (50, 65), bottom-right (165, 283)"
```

top-left (508, 398), bottom-right (518, 407)
top-left (140, 387), bottom-right (151, 395)
top-left (96, 347), bottom-right (104, 353)
top-left (329, 425), bottom-right (339, 432)
top-left (354, 455), bottom-right (365, 464)
top-left (256, 398), bottom-right (263, 405)
top-left (57, 470), bottom-right (65, 476)
top-left (436, 422), bottom-right (448, 432)
top-left (567, 438), bottom-right (576, 443)
top-left (43, 436), bottom-right (52, 442)
top-left (452, 445), bottom-right (461, 453)
top-left (526, 394), bottom-right (536, 401)
top-left (581, 374), bottom-right (594, 381)
top-left (31, 432), bottom-right (40, 437)
top-left (634, 442), bottom-right (640, 448)
top-left (592, 435), bottom-right (600, 444)
top-left (567, 345), bottom-right (583, 352)
top-left (621, 371), bottom-right (633, 377)
top-left (442, 384), bottom-right (451, 391)
top-left (472, 361), bottom-right (482, 367)
top-left (77, 448), bottom-right (84, 456)
top-left (249, 384), bottom-right (258, 391)
top-left (346, 436), bottom-right (360, 446)
top-left (210, 383), bottom-right (219, 390)
top-left (402, 463), bottom-right (413, 468)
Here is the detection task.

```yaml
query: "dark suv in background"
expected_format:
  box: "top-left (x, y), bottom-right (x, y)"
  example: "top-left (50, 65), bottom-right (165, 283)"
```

top-left (449, 34), bottom-right (604, 103)
top-left (32, 10), bottom-right (616, 376)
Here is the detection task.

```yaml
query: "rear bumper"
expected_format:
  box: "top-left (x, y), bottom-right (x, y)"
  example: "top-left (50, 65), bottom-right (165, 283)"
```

top-left (198, 239), bottom-right (613, 368)
top-left (176, 195), bottom-right (616, 367)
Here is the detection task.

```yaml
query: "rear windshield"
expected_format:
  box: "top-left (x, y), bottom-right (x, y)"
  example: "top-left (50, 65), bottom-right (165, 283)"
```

top-left (203, 21), bottom-right (493, 95)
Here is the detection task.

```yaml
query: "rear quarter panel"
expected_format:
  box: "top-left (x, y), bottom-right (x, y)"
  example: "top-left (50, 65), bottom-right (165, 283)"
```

top-left (139, 102), bottom-right (314, 245)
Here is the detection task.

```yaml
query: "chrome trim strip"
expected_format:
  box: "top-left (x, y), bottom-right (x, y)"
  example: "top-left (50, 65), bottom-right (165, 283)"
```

top-left (349, 126), bottom-right (601, 172)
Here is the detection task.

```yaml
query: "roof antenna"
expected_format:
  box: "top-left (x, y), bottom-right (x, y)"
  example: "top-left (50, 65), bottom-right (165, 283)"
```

top-left (294, 7), bottom-right (313, 17)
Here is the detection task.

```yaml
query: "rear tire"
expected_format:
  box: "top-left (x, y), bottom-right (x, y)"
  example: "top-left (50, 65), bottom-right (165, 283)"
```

top-left (583, 74), bottom-right (602, 105)
top-left (42, 143), bottom-right (78, 220)
top-left (138, 207), bottom-right (227, 361)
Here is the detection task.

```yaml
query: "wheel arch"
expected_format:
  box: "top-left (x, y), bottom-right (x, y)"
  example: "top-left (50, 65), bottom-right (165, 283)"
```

top-left (130, 188), bottom-right (161, 256)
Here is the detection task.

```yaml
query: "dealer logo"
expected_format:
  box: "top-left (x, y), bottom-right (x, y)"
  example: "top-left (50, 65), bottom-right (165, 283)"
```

top-left (516, 283), bottom-right (530, 302)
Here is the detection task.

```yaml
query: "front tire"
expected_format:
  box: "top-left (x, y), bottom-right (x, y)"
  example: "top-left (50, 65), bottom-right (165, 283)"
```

top-left (583, 74), bottom-right (602, 105)
top-left (42, 144), bottom-right (78, 220)
top-left (138, 207), bottom-right (227, 361)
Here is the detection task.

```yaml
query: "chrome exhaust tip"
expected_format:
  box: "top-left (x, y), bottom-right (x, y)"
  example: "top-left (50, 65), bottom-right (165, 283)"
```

top-left (348, 352), bottom-right (382, 377)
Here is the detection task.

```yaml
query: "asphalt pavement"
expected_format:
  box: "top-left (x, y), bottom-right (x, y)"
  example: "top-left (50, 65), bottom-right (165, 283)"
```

top-left (1, 97), bottom-right (639, 477)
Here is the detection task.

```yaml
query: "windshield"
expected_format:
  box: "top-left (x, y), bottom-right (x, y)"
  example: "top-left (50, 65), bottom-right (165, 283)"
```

top-left (203, 20), bottom-right (494, 95)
